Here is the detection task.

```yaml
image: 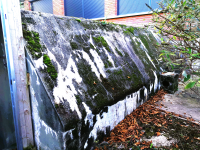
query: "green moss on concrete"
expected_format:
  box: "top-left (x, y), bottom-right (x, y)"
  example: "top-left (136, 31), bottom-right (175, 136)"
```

top-left (86, 101), bottom-right (93, 108)
top-left (55, 104), bottom-right (59, 109)
top-left (130, 73), bottom-right (142, 87)
top-left (113, 69), bottom-right (122, 75)
top-left (104, 63), bottom-right (108, 68)
top-left (75, 34), bottom-right (84, 43)
top-left (81, 22), bottom-right (97, 30)
top-left (77, 61), bottom-right (99, 88)
top-left (127, 27), bottom-right (134, 34)
top-left (22, 17), bottom-right (36, 24)
top-left (43, 54), bottom-right (57, 81)
top-left (70, 42), bottom-right (78, 50)
top-left (53, 30), bottom-right (57, 36)
top-left (65, 22), bottom-right (71, 29)
top-left (90, 43), bottom-right (95, 49)
top-left (23, 145), bottom-right (35, 150)
top-left (75, 95), bottom-right (82, 105)
top-left (22, 22), bottom-right (27, 29)
top-left (43, 75), bottom-right (55, 90)
top-left (76, 19), bottom-right (81, 23)
top-left (108, 61), bottom-right (113, 67)
top-left (115, 47), bottom-right (123, 56)
top-left (106, 70), bottom-right (111, 73)
top-left (23, 30), bottom-right (42, 59)
top-left (92, 36), bottom-right (101, 43)
top-left (104, 61), bottom-right (113, 68)
top-left (123, 27), bottom-right (135, 35)
top-left (130, 37), bottom-right (154, 78)
top-left (92, 36), bottom-right (111, 52)
top-left (81, 22), bottom-right (91, 29)
top-left (94, 94), bottom-right (111, 112)
top-left (119, 24), bottom-right (127, 28)
top-left (82, 46), bottom-right (90, 53)
top-left (139, 34), bottom-right (150, 51)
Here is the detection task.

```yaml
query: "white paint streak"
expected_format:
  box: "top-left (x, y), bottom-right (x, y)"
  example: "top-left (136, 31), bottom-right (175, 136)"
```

top-left (90, 49), bottom-right (106, 78)
top-left (104, 48), bottom-right (115, 68)
top-left (27, 58), bottom-right (40, 85)
top-left (137, 38), bottom-right (156, 69)
top-left (144, 87), bottom-right (148, 101)
top-left (41, 120), bottom-right (58, 139)
top-left (150, 83), bottom-right (153, 93)
top-left (84, 90), bottom-right (139, 147)
top-left (84, 139), bottom-right (88, 149)
top-left (144, 51), bottom-right (156, 69)
top-left (49, 50), bottom-right (82, 119)
top-left (150, 30), bottom-right (161, 43)
top-left (82, 50), bottom-right (101, 79)
top-left (153, 71), bottom-right (158, 93)
top-left (82, 102), bottom-right (94, 127)
top-left (63, 129), bottom-right (74, 140)
top-left (30, 87), bottom-right (58, 150)
top-left (35, 56), bottom-right (44, 69)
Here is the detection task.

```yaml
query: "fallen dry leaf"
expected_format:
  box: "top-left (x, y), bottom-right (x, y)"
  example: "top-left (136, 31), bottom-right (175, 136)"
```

top-left (156, 132), bottom-right (161, 136)
top-left (134, 141), bottom-right (140, 146)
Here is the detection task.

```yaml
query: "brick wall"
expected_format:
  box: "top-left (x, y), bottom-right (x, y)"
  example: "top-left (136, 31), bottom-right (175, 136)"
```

top-left (104, 14), bottom-right (153, 27)
top-left (105, 0), bottom-right (117, 17)
top-left (24, 0), bottom-right (31, 11)
top-left (103, 0), bottom-right (152, 27)
top-left (53, 0), bottom-right (65, 16)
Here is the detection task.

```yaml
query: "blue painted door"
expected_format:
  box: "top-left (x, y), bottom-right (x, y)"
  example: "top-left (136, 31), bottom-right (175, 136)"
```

top-left (32, 0), bottom-right (53, 14)
top-left (118, 0), bottom-right (160, 15)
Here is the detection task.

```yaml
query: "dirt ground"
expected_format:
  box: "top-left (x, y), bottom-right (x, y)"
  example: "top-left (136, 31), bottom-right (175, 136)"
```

top-left (94, 85), bottom-right (200, 150)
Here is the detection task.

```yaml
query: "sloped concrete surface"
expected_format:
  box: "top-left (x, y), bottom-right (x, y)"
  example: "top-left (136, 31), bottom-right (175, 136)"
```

top-left (21, 10), bottom-right (162, 149)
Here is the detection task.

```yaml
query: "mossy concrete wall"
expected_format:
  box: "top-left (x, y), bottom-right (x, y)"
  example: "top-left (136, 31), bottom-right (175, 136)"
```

top-left (21, 10), bottom-right (161, 149)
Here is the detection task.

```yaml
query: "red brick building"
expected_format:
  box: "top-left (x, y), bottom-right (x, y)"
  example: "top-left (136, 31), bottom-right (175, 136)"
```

top-left (24, 0), bottom-right (160, 27)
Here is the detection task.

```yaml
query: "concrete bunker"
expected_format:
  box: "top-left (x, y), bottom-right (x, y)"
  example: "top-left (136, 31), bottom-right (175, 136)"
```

top-left (21, 10), bottom-right (163, 150)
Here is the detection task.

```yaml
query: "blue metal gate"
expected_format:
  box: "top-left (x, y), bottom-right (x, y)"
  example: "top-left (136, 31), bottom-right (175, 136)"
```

top-left (64, 0), bottom-right (83, 18)
top-left (64, 0), bottom-right (104, 19)
top-left (84, 0), bottom-right (104, 19)
top-left (118, 0), bottom-right (160, 15)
